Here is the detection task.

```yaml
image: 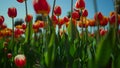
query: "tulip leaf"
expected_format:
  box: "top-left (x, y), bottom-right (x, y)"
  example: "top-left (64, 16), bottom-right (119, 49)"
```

top-left (24, 20), bottom-right (33, 44)
top-left (67, 19), bottom-right (79, 42)
top-left (44, 29), bottom-right (56, 68)
top-left (95, 27), bottom-right (116, 68)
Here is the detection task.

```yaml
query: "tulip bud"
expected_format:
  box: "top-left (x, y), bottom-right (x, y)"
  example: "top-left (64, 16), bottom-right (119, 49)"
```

top-left (63, 16), bottom-right (69, 23)
top-left (8, 7), bottom-right (17, 18)
top-left (82, 9), bottom-right (88, 17)
top-left (22, 23), bottom-right (27, 29)
top-left (100, 16), bottom-right (108, 26)
top-left (7, 53), bottom-right (12, 59)
top-left (54, 6), bottom-right (62, 16)
top-left (17, 0), bottom-right (25, 3)
top-left (100, 29), bottom-right (107, 36)
top-left (33, 0), bottom-right (50, 16)
top-left (25, 14), bottom-right (33, 22)
top-left (3, 42), bottom-right (8, 47)
top-left (72, 11), bottom-right (80, 20)
top-left (0, 16), bottom-right (4, 25)
top-left (14, 54), bottom-right (26, 67)
top-left (75, 0), bottom-right (85, 10)
top-left (51, 15), bottom-right (58, 25)
top-left (94, 12), bottom-right (103, 21)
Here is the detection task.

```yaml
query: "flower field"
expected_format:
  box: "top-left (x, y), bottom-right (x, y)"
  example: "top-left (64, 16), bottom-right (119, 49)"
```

top-left (0, 0), bottom-right (120, 68)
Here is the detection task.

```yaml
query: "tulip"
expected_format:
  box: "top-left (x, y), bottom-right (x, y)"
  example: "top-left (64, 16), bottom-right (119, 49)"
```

top-left (0, 24), bottom-right (7, 29)
top-left (94, 12), bottom-right (103, 21)
top-left (75, 0), bottom-right (85, 10)
top-left (100, 16), bottom-right (108, 26)
top-left (14, 54), bottom-right (26, 67)
top-left (8, 7), bottom-right (17, 18)
top-left (72, 11), bottom-right (80, 20)
top-left (82, 9), bottom-right (88, 17)
top-left (22, 23), bottom-right (27, 29)
top-left (25, 14), bottom-right (33, 22)
top-left (38, 21), bottom-right (45, 28)
top-left (0, 16), bottom-right (4, 25)
top-left (33, 0), bottom-right (50, 16)
top-left (7, 53), bottom-right (12, 59)
top-left (59, 18), bottom-right (64, 28)
top-left (3, 42), bottom-right (8, 47)
top-left (51, 15), bottom-right (58, 25)
top-left (99, 29), bottom-right (107, 36)
top-left (63, 16), bottom-right (69, 23)
top-left (17, 0), bottom-right (25, 3)
top-left (54, 6), bottom-right (62, 16)
top-left (88, 19), bottom-right (96, 27)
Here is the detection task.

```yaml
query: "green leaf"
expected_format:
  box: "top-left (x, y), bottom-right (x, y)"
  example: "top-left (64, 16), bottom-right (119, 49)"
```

top-left (44, 30), bottom-right (56, 68)
top-left (70, 44), bottom-right (76, 57)
top-left (24, 20), bottom-right (33, 44)
top-left (95, 27), bottom-right (116, 68)
top-left (67, 19), bottom-right (79, 42)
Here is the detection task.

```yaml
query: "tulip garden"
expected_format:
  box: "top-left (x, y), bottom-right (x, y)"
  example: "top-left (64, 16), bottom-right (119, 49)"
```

top-left (0, 0), bottom-right (120, 68)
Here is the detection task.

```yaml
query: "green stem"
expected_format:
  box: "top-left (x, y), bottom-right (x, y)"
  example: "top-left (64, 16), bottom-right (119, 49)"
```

top-left (71, 0), bottom-right (73, 21)
top-left (52, 0), bottom-right (56, 16)
top-left (25, 0), bottom-right (30, 44)
top-left (25, 0), bottom-right (28, 16)
top-left (12, 18), bottom-right (14, 46)
top-left (57, 16), bottom-right (60, 34)
top-left (93, 0), bottom-right (99, 43)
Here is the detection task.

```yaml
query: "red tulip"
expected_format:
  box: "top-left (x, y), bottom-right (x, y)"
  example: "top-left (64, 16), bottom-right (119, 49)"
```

top-left (54, 6), bottom-right (62, 16)
top-left (82, 9), bottom-right (88, 17)
top-left (33, 0), bottom-right (50, 16)
top-left (99, 29), bottom-right (107, 36)
top-left (75, 0), bottom-right (85, 10)
top-left (22, 23), bottom-right (27, 29)
top-left (72, 11), bottom-right (80, 20)
top-left (33, 23), bottom-right (39, 30)
top-left (0, 24), bottom-right (7, 29)
top-left (118, 14), bottom-right (120, 25)
top-left (25, 14), bottom-right (33, 22)
top-left (109, 14), bottom-right (115, 25)
top-left (8, 7), bottom-right (17, 18)
top-left (0, 16), bottom-right (4, 25)
top-left (94, 12), bottom-right (103, 21)
top-left (7, 53), bottom-right (12, 59)
top-left (51, 15), bottom-right (58, 25)
top-left (109, 12), bottom-right (120, 25)
top-left (63, 16), bottom-right (69, 23)
top-left (100, 16), bottom-right (108, 26)
top-left (59, 19), bottom-right (64, 28)
top-left (17, 0), bottom-right (25, 3)
top-left (14, 54), bottom-right (26, 67)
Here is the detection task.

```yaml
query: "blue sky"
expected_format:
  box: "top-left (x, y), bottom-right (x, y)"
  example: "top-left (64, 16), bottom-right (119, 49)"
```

top-left (0, 0), bottom-right (114, 28)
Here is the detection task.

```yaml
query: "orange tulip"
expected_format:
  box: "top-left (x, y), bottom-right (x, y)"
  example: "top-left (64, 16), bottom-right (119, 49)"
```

top-left (100, 16), bottom-right (108, 26)
top-left (88, 19), bottom-right (96, 27)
